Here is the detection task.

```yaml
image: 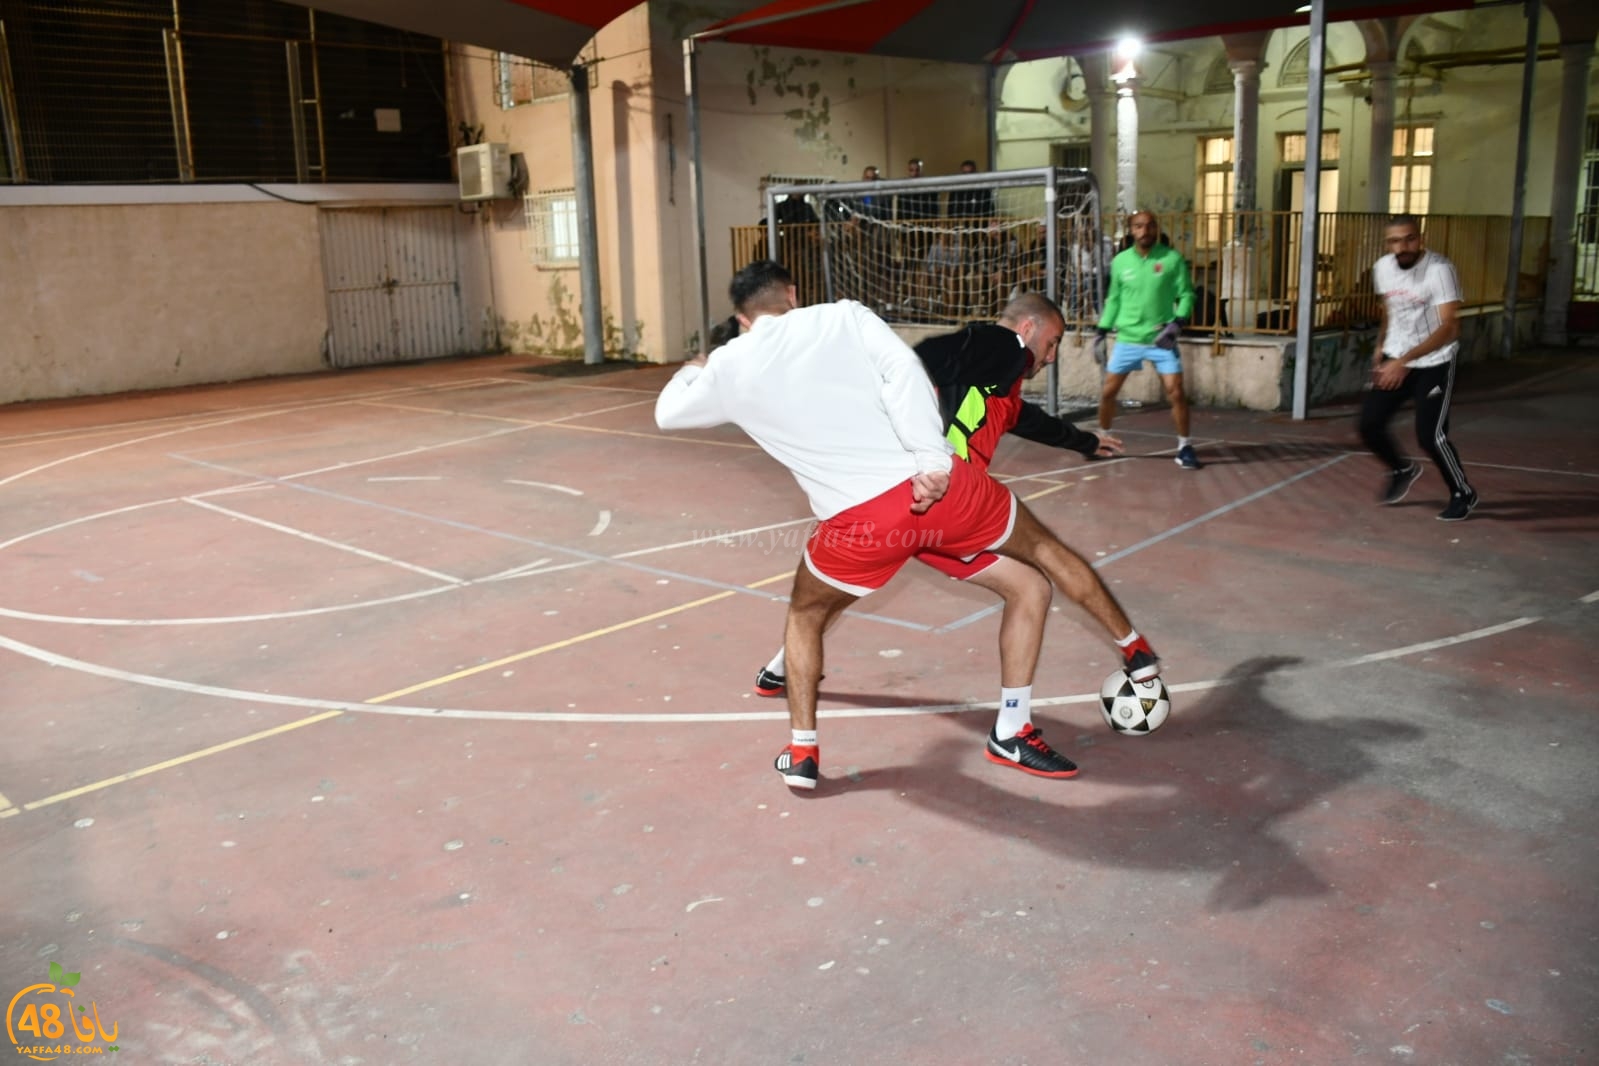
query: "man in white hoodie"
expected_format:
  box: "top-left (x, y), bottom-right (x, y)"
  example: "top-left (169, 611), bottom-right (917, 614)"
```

top-left (656, 261), bottom-right (1158, 791)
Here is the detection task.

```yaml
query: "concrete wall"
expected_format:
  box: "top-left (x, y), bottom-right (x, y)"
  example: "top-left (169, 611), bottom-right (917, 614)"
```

top-left (1005, 306), bottom-right (1542, 417)
top-left (0, 201), bottom-right (327, 405)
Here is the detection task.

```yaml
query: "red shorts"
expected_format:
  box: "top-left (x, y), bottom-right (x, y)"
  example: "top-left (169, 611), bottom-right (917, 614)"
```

top-left (803, 460), bottom-right (1016, 596)
top-left (917, 548), bottom-right (1001, 582)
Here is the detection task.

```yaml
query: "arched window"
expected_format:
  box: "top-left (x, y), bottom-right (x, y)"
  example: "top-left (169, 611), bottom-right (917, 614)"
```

top-left (1204, 55), bottom-right (1235, 95)
top-left (1279, 39), bottom-right (1340, 87)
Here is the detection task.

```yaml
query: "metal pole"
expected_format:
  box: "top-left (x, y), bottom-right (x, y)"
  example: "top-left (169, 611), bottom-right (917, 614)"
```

top-left (765, 187), bottom-right (779, 260)
top-left (162, 28), bottom-right (196, 181)
top-left (818, 196), bottom-right (835, 302)
top-left (1502, 0), bottom-right (1539, 358)
top-left (1044, 167), bottom-right (1060, 417)
top-left (286, 42), bottom-right (309, 183)
top-left (684, 39), bottom-right (711, 353)
top-left (1291, 0), bottom-right (1327, 420)
top-left (986, 65), bottom-right (999, 171)
top-left (569, 63), bottom-right (604, 365)
top-left (0, 20), bottom-right (26, 181)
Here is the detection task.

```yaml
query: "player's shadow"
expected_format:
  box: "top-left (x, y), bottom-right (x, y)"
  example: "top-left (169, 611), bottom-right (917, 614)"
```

top-left (837, 655), bottom-right (1424, 912)
top-left (1175, 440), bottom-right (1353, 467)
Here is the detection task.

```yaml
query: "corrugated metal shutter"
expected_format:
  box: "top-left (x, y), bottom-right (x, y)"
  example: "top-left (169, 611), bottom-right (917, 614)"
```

top-left (319, 206), bottom-right (468, 367)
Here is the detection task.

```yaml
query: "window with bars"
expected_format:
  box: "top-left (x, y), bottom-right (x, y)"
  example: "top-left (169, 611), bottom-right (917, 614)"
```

top-left (494, 52), bottom-right (568, 109)
top-left (1196, 135), bottom-right (1233, 244)
top-left (1575, 116), bottom-right (1597, 244)
top-left (1280, 131), bottom-right (1340, 165)
top-left (1049, 142), bottom-right (1091, 170)
top-left (0, 0), bottom-right (450, 184)
top-left (525, 188), bottom-right (580, 266)
top-left (1390, 125), bottom-right (1434, 215)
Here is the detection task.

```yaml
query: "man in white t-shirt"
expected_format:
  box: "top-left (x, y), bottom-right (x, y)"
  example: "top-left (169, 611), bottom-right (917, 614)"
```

top-left (656, 260), bottom-right (1160, 791)
top-left (1360, 214), bottom-right (1478, 521)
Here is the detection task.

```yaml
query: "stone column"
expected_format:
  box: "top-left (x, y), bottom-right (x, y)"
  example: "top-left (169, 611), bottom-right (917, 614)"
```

top-left (1366, 60), bottom-right (1398, 213)
top-left (1541, 39), bottom-right (1594, 345)
top-left (1115, 77), bottom-right (1138, 214)
top-left (1079, 52), bottom-right (1117, 216)
top-left (1229, 59), bottom-right (1262, 212)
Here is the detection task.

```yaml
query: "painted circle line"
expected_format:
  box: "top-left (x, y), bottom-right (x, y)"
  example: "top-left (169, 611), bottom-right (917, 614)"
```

top-left (0, 611), bottom-right (1563, 725)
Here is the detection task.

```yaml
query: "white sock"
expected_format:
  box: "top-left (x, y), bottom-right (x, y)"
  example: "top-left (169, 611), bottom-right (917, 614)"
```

top-left (994, 686), bottom-right (1032, 739)
top-left (1178, 436), bottom-right (1192, 449)
top-left (1115, 630), bottom-right (1140, 648)
top-left (765, 648), bottom-right (787, 676)
top-left (791, 729), bottom-right (817, 748)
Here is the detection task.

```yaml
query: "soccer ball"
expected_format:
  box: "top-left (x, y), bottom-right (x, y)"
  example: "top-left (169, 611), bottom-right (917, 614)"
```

top-left (1099, 670), bottom-right (1171, 735)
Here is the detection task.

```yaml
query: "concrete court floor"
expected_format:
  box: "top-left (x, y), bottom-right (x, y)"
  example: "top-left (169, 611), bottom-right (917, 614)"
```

top-left (0, 348), bottom-right (1595, 1066)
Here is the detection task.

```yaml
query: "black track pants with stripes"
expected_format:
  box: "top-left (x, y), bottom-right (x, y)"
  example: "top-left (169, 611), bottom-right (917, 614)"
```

top-left (1358, 360), bottom-right (1473, 497)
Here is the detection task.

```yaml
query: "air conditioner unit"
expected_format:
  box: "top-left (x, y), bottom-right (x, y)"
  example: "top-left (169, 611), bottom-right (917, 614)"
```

top-left (457, 142), bottom-right (512, 201)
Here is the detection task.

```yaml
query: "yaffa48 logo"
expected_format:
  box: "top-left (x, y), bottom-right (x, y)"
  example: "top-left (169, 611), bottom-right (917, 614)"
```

top-left (6, 961), bottom-right (120, 1060)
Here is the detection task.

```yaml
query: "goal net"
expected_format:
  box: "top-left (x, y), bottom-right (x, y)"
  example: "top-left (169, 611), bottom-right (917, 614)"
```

top-left (762, 167), bottom-right (1105, 329)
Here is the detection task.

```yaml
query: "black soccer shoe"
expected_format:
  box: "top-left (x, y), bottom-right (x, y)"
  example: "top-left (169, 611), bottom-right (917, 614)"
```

top-left (1437, 490), bottom-right (1479, 522)
top-left (774, 744), bottom-right (819, 790)
top-left (985, 724), bottom-right (1079, 779)
top-left (1381, 463), bottom-right (1423, 505)
top-left (754, 667), bottom-right (786, 697)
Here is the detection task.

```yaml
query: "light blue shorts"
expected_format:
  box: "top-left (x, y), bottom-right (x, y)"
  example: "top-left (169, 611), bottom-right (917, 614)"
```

top-left (1108, 341), bottom-right (1181, 376)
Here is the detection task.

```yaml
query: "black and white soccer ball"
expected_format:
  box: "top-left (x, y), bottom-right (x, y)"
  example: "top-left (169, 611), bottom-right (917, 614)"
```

top-left (1099, 670), bottom-right (1171, 735)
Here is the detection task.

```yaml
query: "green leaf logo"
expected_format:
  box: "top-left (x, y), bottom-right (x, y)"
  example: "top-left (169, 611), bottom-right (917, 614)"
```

top-left (47, 960), bottom-right (81, 987)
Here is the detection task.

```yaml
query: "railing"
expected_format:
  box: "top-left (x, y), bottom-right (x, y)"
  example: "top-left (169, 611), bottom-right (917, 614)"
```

top-left (732, 210), bottom-right (1552, 336)
top-left (1574, 211), bottom-right (1599, 303)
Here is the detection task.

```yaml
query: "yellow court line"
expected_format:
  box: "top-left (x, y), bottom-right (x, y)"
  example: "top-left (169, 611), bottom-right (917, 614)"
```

top-left (1021, 481), bottom-right (1074, 503)
top-left (17, 711), bottom-right (345, 813)
top-left (368, 569), bottom-right (795, 703)
top-left (3, 570), bottom-right (798, 816)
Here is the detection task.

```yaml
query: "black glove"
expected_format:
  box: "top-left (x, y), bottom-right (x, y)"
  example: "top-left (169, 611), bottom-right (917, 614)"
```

top-left (1153, 318), bottom-right (1187, 350)
top-left (1092, 329), bottom-right (1109, 367)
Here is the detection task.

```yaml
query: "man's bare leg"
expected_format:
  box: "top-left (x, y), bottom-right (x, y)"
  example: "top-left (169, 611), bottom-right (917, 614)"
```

top-left (782, 561), bottom-right (858, 732)
top-left (1098, 370), bottom-right (1130, 431)
top-left (1162, 371), bottom-right (1190, 437)
top-left (992, 501), bottom-right (1135, 643)
top-left (965, 557), bottom-right (1051, 688)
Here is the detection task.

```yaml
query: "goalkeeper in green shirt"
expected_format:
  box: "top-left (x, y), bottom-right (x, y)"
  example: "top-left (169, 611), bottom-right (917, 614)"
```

top-left (1093, 210), bottom-right (1202, 470)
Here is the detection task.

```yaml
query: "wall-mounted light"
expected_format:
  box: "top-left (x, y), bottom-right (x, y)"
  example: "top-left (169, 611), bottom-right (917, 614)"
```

top-left (1111, 36), bottom-right (1142, 84)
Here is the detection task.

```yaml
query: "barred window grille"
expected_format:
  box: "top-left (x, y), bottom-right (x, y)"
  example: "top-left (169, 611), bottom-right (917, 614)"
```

top-left (495, 52), bottom-right (567, 109)
top-left (525, 188), bottom-right (579, 265)
top-left (0, 0), bottom-right (450, 185)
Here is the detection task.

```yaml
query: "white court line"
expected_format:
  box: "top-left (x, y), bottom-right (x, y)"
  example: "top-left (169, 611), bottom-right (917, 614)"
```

top-left (507, 479), bottom-right (584, 496)
top-left (368, 476), bottom-right (443, 482)
top-left (482, 377), bottom-right (660, 395)
top-left (478, 558), bottom-right (555, 582)
top-left (613, 517), bottom-right (814, 559)
top-left (170, 453), bottom-right (935, 633)
top-left (0, 377), bottom-right (512, 454)
top-left (1468, 461), bottom-right (1599, 479)
top-left (588, 510), bottom-right (612, 537)
top-left (184, 498), bottom-right (466, 586)
top-left (1581, 590), bottom-right (1599, 604)
top-left (940, 453), bottom-right (1353, 632)
top-left (0, 609), bottom-right (1580, 725)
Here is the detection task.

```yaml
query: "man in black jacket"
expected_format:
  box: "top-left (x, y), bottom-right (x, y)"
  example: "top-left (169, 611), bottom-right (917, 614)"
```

top-left (752, 293), bottom-right (1133, 779)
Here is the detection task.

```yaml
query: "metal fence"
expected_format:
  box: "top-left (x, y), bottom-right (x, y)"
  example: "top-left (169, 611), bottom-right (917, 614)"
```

top-left (732, 210), bottom-right (1552, 336)
top-left (1575, 211), bottom-right (1599, 303)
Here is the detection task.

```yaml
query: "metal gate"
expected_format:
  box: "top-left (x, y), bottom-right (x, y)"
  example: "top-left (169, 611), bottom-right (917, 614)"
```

top-left (319, 206), bottom-right (469, 367)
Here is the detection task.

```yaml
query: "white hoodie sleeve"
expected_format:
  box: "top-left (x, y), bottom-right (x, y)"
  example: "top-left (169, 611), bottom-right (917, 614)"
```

top-left (654, 363), bottom-right (727, 430)
top-left (850, 302), bottom-right (953, 474)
